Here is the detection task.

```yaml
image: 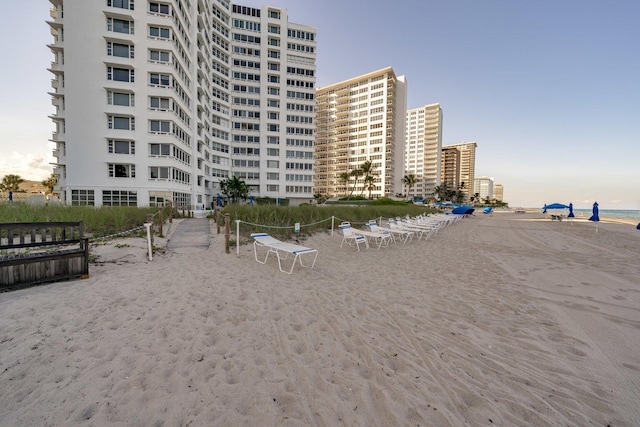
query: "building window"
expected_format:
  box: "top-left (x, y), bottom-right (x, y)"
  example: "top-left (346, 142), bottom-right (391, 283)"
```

top-left (149, 96), bottom-right (170, 110)
top-left (108, 0), bottom-right (134, 10)
top-left (107, 42), bottom-right (134, 58)
top-left (149, 26), bottom-right (170, 39)
top-left (149, 49), bottom-right (170, 63)
top-left (149, 73), bottom-right (170, 86)
top-left (149, 120), bottom-right (171, 133)
top-left (107, 66), bottom-right (134, 82)
top-left (149, 166), bottom-right (170, 179)
top-left (107, 91), bottom-right (134, 106)
top-left (108, 139), bottom-right (135, 154)
top-left (108, 164), bottom-right (135, 178)
top-left (103, 190), bottom-right (138, 206)
top-left (149, 2), bottom-right (170, 15)
top-left (149, 143), bottom-right (171, 156)
top-left (108, 115), bottom-right (135, 130)
top-left (107, 18), bottom-right (134, 34)
top-left (71, 189), bottom-right (94, 206)
top-left (268, 9), bottom-right (280, 19)
top-left (149, 191), bottom-right (171, 207)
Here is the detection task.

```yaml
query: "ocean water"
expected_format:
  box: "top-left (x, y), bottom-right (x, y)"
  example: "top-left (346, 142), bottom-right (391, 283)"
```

top-left (570, 209), bottom-right (640, 223)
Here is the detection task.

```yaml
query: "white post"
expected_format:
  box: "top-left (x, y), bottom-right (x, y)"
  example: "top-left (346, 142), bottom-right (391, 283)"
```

top-left (144, 223), bottom-right (153, 261)
top-left (236, 220), bottom-right (241, 255)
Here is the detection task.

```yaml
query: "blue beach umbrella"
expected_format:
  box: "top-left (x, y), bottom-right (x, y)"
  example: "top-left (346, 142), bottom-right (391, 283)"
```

top-left (589, 201), bottom-right (600, 232)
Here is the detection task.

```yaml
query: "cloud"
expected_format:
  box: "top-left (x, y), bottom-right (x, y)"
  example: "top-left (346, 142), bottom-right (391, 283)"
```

top-left (0, 151), bottom-right (53, 181)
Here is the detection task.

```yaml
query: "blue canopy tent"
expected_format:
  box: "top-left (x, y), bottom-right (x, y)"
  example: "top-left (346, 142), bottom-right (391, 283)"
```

top-left (543, 203), bottom-right (570, 220)
top-left (544, 203), bottom-right (570, 210)
top-left (451, 205), bottom-right (475, 215)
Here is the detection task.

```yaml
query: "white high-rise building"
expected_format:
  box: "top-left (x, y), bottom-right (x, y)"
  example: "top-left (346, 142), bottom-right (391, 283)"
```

top-left (404, 103), bottom-right (442, 200)
top-left (314, 67), bottom-right (407, 199)
top-left (47, 0), bottom-right (316, 207)
top-left (474, 176), bottom-right (494, 200)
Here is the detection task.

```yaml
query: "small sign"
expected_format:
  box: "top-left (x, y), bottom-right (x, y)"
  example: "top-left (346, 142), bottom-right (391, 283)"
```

top-left (294, 222), bottom-right (300, 233)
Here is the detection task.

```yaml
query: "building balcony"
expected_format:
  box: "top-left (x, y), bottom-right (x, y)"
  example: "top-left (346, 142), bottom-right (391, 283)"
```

top-left (47, 40), bottom-right (64, 52)
top-left (50, 132), bottom-right (65, 142)
top-left (47, 62), bottom-right (64, 74)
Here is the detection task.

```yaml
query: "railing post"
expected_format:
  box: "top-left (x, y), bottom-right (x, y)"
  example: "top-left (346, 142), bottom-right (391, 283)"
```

top-left (216, 208), bottom-right (221, 234)
top-left (146, 213), bottom-right (154, 247)
top-left (224, 213), bottom-right (230, 254)
top-left (235, 220), bottom-right (241, 255)
top-left (158, 208), bottom-right (163, 236)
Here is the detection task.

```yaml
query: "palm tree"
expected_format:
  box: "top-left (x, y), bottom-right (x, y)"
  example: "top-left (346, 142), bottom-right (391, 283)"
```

top-left (0, 174), bottom-right (24, 192)
top-left (41, 174), bottom-right (58, 196)
top-left (364, 174), bottom-right (376, 199)
top-left (350, 168), bottom-right (363, 197)
top-left (338, 171), bottom-right (351, 198)
top-left (433, 183), bottom-right (450, 202)
top-left (219, 176), bottom-right (249, 204)
top-left (403, 174), bottom-right (417, 199)
top-left (359, 160), bottom-right (374, 198)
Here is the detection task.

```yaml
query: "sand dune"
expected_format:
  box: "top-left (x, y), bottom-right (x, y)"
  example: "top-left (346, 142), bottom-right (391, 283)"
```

top-left (1, 213), bottom-right (639, 426)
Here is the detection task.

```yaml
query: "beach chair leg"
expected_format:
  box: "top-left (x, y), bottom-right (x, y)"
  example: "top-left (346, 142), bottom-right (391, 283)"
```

top-left (254, 242), bottom-right (271, 264)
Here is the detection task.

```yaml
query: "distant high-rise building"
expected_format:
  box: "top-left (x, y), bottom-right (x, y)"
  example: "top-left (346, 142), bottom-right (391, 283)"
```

top-left (441, 141), bottom-right (477, 202)
top-left (314, 67), bottom-right (407, 198)
top-left (440, 147), bottom-right (461, 190)
top-left (474, 176), bottom-right (494, 200)
top-left (494, 183), bottom-right (504, 201)
top-left (405, 103), bottom-right (442, 199)
top-left (47, 1), bottom-right (316, 207)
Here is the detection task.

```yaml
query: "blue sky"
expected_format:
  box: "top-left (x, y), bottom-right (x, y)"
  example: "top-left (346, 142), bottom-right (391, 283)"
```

top-left (2, 0), bottom-right (638, 209)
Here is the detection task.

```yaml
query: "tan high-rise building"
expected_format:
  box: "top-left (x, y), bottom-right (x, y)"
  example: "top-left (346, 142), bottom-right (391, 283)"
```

top-left (441, 141), bottom-right (477, 202)
top-left (315, 67), bottom-right (407, 198)
top-left (441, 147), bottom-right (461, 190)
top-left (405, 103), bottom-right (442, 199)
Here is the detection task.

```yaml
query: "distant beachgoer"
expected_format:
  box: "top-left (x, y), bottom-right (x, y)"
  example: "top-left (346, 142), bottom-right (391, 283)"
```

top-left (8, 191), bottom-right (13, 203)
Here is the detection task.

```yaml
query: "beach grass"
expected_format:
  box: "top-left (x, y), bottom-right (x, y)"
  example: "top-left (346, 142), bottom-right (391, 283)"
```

top-left (0, 203), bottom-right (162, 237)
top-left (1, 201), bottom-right (439, 241)
top-left (221, 202), bottom-right (438, 240)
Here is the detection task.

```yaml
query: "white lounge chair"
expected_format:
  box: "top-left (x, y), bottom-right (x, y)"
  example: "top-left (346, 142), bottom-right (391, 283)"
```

top-left (339, 222), bottom-right (369, 251)
top-left (251, 233), bottom-right (318, 274)
top-left (342, 221), bottom-right (391, 250)
top-left (383, 219), bottom-right (414, 244)
top-left (366, 220), bottom-right (396, 245)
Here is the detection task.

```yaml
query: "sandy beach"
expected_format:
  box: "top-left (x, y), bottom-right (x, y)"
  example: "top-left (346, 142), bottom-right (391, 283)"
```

top-left (1, 213), bottom-right (639, 426)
